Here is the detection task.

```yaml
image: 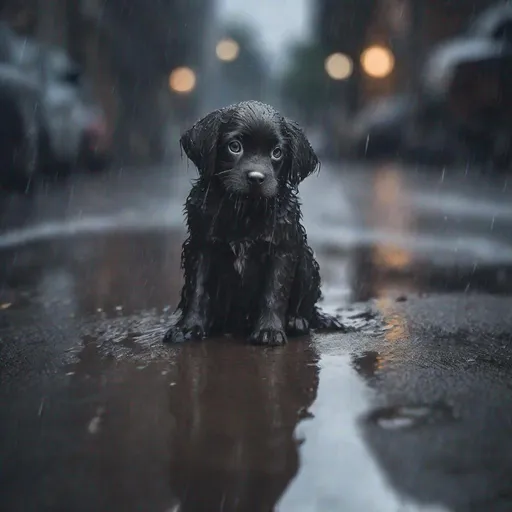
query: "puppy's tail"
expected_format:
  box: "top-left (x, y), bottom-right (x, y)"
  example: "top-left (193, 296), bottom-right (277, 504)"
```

top-left (310, 307), bottom-right (347, 332)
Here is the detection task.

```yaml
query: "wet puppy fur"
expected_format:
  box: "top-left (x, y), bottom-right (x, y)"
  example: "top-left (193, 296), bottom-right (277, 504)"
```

top-left (164, 100), bottom-right (345, 346)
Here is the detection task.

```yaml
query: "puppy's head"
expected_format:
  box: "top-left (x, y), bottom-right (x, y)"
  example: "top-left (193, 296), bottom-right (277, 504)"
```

top-left (180, 101), bottom-right (318, 198)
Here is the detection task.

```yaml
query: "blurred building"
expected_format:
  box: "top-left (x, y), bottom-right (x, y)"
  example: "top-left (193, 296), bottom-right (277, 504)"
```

top-left (0, 0), bottom-right (218, 165)
top-left (315, 0), bottom-right (500, 110)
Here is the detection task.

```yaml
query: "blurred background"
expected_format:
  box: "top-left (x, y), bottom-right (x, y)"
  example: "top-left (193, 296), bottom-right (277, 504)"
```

top-left (4, 3), bottom-right (512, 511)
top-left (1, 0), bottom-right (511, 184)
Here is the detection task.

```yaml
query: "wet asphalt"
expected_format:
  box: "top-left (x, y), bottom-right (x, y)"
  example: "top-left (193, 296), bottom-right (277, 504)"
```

top-left (1, 160), bottom-right (512, 511)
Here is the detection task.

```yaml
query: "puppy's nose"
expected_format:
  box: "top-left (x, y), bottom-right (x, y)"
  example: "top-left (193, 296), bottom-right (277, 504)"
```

top-left (247, 171), bottom-right (265, 184)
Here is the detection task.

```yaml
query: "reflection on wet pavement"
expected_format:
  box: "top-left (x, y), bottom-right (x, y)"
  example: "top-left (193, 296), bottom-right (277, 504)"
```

top-left (2, 162), bottom-right (512, 510)
top-left (279, 353), bottom-right (449, 512)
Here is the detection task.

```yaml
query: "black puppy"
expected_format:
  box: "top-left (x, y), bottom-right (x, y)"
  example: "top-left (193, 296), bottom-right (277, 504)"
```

top-left (164, 101), bottom-right (344, 346)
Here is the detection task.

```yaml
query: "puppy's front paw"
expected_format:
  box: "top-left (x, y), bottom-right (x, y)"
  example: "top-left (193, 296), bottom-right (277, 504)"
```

top-left (163, 321), bottom-right (206, 344)
top-left (286, 316), bottom-right (310, 336)
top-left (249, 328), bottom-right (287, 347)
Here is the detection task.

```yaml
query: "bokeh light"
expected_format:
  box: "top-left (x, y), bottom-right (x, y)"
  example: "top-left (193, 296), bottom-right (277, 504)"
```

top-left (169, 66), bottom-right (196, 93)
top-left (216, 38), bottom-right (240, 62)
top-left (361, 45), bottom-right (395, 78)
top-left (324, 52), bottom-right (353, 80)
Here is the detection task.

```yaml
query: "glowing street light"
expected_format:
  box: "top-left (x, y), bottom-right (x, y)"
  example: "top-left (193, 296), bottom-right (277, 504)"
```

top-left (169, 66), bottom-right (196, 94)
top-left (216, 38), bottom-right (240, 62)
top-left (361, 45), bottom-right (395, 78)
top-left (324, 52), bottom-right (353, 80)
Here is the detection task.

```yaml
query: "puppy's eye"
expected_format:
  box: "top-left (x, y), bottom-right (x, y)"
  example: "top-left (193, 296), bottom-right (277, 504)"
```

top-left (271, 147), bottom-right (283, 160)
top-left (228, 140), bottom-right (242, 154)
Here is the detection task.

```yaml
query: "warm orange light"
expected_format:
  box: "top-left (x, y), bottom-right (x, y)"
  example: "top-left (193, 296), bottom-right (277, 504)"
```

top-left (169, 67), bottom-right (196, 93)
top-left (216, 38), bottom-right (240, 62)
top-left (361, 45), bottom-right (395, 78)
top-left (325, 52), bottom-right (353, 80)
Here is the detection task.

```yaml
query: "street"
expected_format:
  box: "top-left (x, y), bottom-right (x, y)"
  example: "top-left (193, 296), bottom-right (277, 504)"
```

top-left (1, 160), bottom-right (512, 511)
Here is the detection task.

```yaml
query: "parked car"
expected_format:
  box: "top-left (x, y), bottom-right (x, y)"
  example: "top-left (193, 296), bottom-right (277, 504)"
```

top-left (12, 42), bottom-right (84, 176)
top-left (421, 36), bottom-right (512, 168)
top-left (468, 2), bottom-right (512, 43)
top-left (11, 39), bottom-right (111, 177)
top-left (0, 23), bottom-right (42, 193)
top-left (350, 95), bottom-right (413, 159)
top-left (349, 5), bottom-right (512, 171)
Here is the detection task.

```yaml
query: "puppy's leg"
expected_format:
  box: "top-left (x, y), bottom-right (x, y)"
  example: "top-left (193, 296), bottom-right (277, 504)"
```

top-left (285, 246), bottom-right (319, 336)
top-left (286, 270), bottom-right (312, 336)
top-left (164, 252), bottom-right (211, 343)
top-left (286, 315), bottom-right (310, 336)
top-left (249, 252), bottom-right (296, 347)
top-left (293, 245), bottom-right (346, 333)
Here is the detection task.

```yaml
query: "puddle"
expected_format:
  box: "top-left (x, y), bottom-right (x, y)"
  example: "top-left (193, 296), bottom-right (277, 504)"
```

top-left (278, 354), bottom-right (451, 512)
top-left (366, 403), bottom-right (457, 430)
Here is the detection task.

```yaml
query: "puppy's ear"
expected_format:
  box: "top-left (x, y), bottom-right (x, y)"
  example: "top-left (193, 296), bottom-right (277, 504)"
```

top-left (180, 109), bottom-right (223, 176)
top-left (283, 118), bottom-right (319, 187)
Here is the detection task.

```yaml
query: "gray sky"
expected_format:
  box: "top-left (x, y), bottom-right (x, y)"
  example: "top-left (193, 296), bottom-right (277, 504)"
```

top-left (218, 0), bottom-right (313, 67)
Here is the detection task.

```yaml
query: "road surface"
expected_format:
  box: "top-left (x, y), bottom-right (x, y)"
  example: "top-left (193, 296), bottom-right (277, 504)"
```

top-left (1, 161), bottom-right (512, 511)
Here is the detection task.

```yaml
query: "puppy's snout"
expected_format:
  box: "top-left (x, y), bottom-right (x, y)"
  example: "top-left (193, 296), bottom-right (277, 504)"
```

top-left (247, 170), bottom-right (266, 185)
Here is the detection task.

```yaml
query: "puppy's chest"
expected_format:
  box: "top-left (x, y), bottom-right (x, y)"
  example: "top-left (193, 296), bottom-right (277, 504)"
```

top-left (208, 214), bottom-right (275, 265)
top-left (199, 198), bottom-right (298, 277)
top-left (229, 240), bottom-right (253, 276)
top-left (214, 238), bottom-right (270, 279)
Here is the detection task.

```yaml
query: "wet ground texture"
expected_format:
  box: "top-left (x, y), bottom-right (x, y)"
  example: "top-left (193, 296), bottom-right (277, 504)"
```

top-left (1, 161), bottom-right (512, 511)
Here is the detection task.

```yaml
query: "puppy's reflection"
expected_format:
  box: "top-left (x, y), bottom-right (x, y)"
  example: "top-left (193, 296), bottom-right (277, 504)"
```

top-left (29, 336), bottom-right (318, 512)
top-left (166, 340), bottom-right (319, 512)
